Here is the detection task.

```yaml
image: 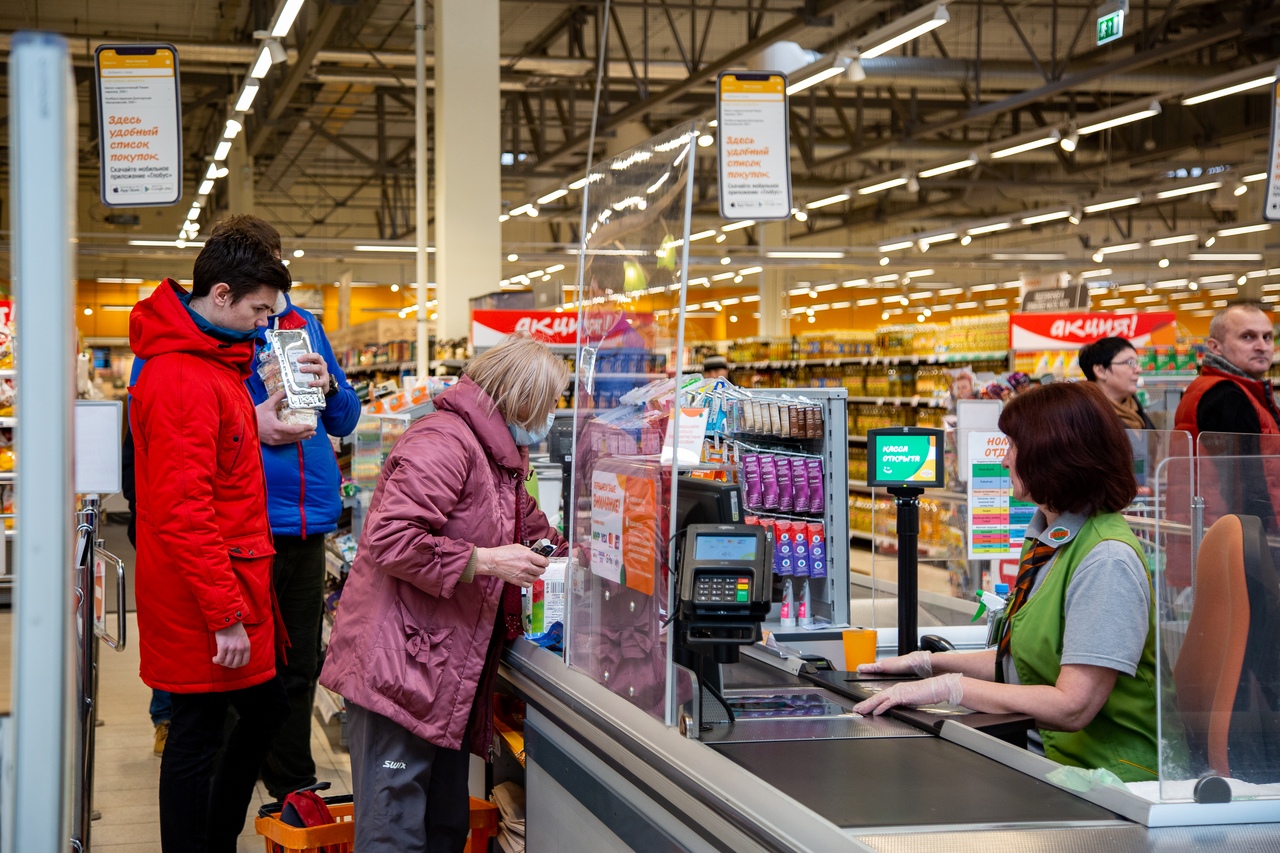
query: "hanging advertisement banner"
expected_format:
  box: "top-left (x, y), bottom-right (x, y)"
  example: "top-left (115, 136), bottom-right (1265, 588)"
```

top-left (966, 432), bottom-right (1036, 561)
top-left (1009, 312), bottom-right (1176, 350)
top-left (1267, 81), bottom-right (1280, 221)
top-left (1019, 272), bottom-right (1089, 313)
top-left (95, 44), bottom-right (182, 207)
top-left (471, 308), bottom-right (655, 349)
top-left (717, 72), bottom-right (792, 220)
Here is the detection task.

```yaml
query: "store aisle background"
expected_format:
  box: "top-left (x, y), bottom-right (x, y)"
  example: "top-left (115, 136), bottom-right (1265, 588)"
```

top-left (89, 516), bottom-right (353, 852)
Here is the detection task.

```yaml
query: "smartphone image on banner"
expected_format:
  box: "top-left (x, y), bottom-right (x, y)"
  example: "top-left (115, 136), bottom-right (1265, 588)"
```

top-left (715, 71), bottom-right (792, 221)
top-left (95, 44), bottom-right (183, 208)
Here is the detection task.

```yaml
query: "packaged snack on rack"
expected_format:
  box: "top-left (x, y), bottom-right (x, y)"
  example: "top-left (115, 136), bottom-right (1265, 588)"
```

top-left (805, 458), bottom-right (825, 513)
top-left (792, 457), bottom-right (810, 513)
top-left (776, 457), bottom-right (794, 513)
top-left (807, 522), bottom-right (827, 579)
top-left (258, 329), bottom-right (327, 428)
top-left (0, 323), bottom-right (13, 370)
top-left (759, 455), bottom-right (780, 510)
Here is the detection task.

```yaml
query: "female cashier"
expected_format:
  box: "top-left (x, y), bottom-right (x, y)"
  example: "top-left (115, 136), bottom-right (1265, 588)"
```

top-left (854, 382), bottom-right (1160, 782)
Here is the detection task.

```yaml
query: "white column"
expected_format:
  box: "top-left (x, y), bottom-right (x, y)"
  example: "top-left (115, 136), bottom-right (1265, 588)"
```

top-left (338, 271), bottom-right (352, 330)
top-left (759, 221), bottom-right (786, 338)
top-left (434, 0), bottom-right (501, 343)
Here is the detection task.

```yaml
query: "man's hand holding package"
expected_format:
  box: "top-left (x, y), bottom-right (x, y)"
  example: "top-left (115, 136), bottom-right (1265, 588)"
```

top-left (256, 389), bottom-right (316, 445)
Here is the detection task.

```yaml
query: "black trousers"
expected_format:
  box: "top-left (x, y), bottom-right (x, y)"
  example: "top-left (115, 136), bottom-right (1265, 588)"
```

top-left (260, 533), bottom-right (327, 798)
top-left (159, 677), bottom-right (289, 853)
top-left (346, 701), bottom-right (471, 853)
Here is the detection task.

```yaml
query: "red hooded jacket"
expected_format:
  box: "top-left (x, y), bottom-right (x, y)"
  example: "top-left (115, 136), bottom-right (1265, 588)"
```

top-left (129, 280), bottom-right (278, 693)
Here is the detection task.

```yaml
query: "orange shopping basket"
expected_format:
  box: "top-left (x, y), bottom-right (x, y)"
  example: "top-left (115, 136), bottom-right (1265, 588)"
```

top-left (255, 793), bottom-right (500, 853)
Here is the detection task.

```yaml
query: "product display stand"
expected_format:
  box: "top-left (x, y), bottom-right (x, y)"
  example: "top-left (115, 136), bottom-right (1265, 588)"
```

top-left (887, 486), bottom-right (922, 656)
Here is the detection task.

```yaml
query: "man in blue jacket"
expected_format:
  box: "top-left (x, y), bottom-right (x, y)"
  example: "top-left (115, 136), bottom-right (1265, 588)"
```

top-left (250, 282), bottom-right (360, 799)
top-left (129, 216), bottom-right (360, 800)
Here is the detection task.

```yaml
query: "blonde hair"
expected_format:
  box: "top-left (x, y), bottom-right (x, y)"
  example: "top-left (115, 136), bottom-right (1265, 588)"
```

top-left (463, 332), bottom-right (571, 429)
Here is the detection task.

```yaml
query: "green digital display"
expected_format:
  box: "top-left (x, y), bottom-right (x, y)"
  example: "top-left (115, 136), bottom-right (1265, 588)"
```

top-left (867, 428), bottom-right (945, 488)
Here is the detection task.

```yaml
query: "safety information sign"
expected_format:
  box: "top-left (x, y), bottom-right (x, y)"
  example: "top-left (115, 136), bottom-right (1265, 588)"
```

top-left (95, 44), bottom-right (183, 207)
top-left (966, 432), bottom-right (1036, 560)
top-left (717, 72), bottom-right (791, 220)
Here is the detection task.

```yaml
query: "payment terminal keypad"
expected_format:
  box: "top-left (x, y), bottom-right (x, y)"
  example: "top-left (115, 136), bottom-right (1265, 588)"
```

top-left (693, 572), bottom-right (751, 605)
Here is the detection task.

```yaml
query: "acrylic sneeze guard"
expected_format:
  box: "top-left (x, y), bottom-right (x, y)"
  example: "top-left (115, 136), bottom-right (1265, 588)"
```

top-left (562, 124), bottom-right (699, 727)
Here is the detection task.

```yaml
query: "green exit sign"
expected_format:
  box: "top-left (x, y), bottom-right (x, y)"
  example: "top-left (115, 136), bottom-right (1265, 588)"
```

top-left (1097, 9), bottom-right (1124, 45)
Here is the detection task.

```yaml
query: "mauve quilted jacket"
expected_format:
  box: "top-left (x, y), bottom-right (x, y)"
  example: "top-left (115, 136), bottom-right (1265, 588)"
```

top-left (319, 375), bottom-right (559, 754)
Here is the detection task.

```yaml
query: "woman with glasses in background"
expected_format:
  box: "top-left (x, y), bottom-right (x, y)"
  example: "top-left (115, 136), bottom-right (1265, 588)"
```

top-left (1078, 336), bottom-right (1155, 430)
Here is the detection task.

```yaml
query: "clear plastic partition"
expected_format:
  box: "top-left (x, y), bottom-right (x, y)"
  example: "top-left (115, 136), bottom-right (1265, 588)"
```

top-left (1124, 429), bottom-right (1194, 578)
top-left (1151, 432), bottom-right (1280, 802)
top-left (563, 123), bottom-right (698, 723)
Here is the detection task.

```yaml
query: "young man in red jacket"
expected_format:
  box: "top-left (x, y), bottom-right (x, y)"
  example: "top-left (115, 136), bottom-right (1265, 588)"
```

top-left (129, 230), bottom-right (292, 853)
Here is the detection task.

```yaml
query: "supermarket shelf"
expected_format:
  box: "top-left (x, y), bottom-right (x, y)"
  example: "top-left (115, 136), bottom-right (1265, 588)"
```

top-left (847, 396), bottom-right (947, 408)
top-left (345, 361), bottom-right (414, 375)
top-left (324, 546), bottom-right (350, 581)
top-left (494, 718), bottom-right (525, 767)
top-left (849, 528), bottom-right (952, 559)
top-left (0, 370), bottom-right (14, 379)
top-left (849, 435), bottom-right (867, 446)
top-left (591, 373), bottom-right (669, 381)
top-left (1139, 373), bottom-right (1197, 384)
top-left (0, 418), bottom-right (14, 428)
top-left (738, 351), bottom-right (1008, 370)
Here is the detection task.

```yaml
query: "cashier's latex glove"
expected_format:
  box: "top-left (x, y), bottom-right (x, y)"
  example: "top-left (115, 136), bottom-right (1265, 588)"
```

top-left (854, 673), bottom-right (964, 716)
top-left (256, 389), bottom-right (317, 446)
top-left (856, 649), bottom-right (933, 678)
top-left (295, 352), bottom-right (331, 391)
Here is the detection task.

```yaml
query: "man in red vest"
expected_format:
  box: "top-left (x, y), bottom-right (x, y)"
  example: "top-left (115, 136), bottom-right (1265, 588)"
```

top-left (1174, 302), bottom-right (1280, 530)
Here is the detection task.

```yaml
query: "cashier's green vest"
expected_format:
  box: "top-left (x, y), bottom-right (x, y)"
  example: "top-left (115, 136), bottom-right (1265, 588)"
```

top-left (999, 512), bottom-right (1160, 782)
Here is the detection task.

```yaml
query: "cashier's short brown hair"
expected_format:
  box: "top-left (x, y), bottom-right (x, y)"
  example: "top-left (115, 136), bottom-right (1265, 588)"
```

top-left (998, 382), bottom-right (1136, 515)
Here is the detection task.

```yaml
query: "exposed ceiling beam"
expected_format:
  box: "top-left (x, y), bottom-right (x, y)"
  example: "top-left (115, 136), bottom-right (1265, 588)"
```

top-left (528, 0), bottom-right (872, 170)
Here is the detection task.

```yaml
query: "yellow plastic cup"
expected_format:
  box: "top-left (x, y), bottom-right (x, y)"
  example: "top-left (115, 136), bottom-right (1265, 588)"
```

top-left (842, 628), bottom-right (878, 671)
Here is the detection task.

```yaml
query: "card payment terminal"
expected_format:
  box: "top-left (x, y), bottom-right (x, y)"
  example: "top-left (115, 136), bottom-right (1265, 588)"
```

top-left (677, 523), bottom-right (773, 647)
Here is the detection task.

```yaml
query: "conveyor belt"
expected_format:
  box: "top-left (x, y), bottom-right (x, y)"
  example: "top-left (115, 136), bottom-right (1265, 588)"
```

top-left (711, 736), bottom-right (1119, 830)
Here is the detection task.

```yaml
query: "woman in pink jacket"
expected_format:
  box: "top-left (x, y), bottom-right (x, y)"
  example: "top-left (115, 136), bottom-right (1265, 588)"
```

top-left (319, 333), bottom-right (569, 852)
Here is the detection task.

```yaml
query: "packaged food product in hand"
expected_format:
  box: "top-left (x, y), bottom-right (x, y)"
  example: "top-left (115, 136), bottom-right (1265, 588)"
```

top-left (258, 329), bottom-right (326, 426)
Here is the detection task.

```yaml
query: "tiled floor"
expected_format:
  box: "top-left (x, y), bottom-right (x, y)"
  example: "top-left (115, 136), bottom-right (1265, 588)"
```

top-left (90, 610), bottom-right (353, 852)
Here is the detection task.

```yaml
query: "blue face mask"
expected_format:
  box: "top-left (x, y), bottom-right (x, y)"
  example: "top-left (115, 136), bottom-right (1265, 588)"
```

top-left (508, 412), bottom-right (555, 446)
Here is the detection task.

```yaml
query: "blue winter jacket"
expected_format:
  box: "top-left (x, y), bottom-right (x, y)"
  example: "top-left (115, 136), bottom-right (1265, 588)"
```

top-left (130, 294), bottom-right (360, 537)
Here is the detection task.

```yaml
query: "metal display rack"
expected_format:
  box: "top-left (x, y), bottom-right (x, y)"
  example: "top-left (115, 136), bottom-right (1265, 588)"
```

top-left (728, 387), bottom-right (850, 631)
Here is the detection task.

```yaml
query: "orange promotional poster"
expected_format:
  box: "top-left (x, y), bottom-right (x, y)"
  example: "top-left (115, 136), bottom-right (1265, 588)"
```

top-left (716, 72), bottom-right (791, 220)
top-left (95, 45), bottom-right (182, 206)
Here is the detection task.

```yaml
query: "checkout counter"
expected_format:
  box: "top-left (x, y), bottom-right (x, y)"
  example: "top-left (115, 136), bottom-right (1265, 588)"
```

top-left (497, 124), bottom-right (1280, 851)
top-left (500, 465), bottom-right (1277, 850)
